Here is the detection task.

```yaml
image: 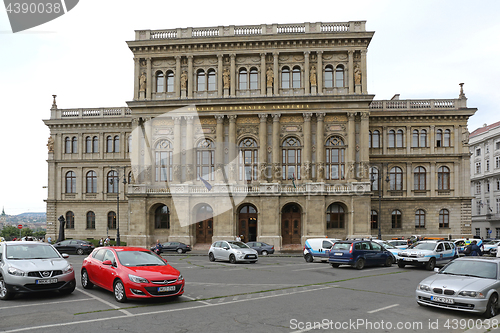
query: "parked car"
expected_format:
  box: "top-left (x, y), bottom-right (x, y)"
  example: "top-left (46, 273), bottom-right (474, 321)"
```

top-left (372, 239), bottom-right (400, 262)
top-left (150, 242), bottom-right (192, 254)
top-left (208, 241), bottom-right (258, 264)
top-left (398, 240), bottom-right (457, 271)
top-left (416, 257), bottom-right (500, 318)
top-left (81, 246), bottom-right (184, 302)
top-left (483, 240), bottom-right (500, 255)
top-left (387, 240), bottom-right (409, 249)
top-left (0, 241), bottom-right (76, 300)
top-left (246, 242), bottom-right (274, 255)
top-left (303, 238), bottom-right (341, 262)
top-left (452, 239), bottom-right (467, 255)
top-left (328, 240), bottom-right (395, 270)
top-left (53, 239), bottom-right (95, 255)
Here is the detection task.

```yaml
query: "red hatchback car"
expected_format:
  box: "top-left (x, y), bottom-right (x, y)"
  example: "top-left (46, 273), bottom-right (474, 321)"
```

top-left (81, 246), bottom-right (184, 302)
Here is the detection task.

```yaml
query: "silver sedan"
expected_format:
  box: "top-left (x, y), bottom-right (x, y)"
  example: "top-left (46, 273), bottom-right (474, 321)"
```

top-left (416, 257), bottom-right (500, 318)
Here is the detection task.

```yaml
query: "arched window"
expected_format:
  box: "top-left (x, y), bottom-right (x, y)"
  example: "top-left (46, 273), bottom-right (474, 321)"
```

top-left (86, 211), bottom-right (95, 229)
top-left (197, 139), bottom-right (215, 181)
top-left (390, 166), bottom-right (403, 190)
top-left (93, 136), bottom-right (99, 153)
top-left (239, 68), bottom-right (247, 90)
top-left (72, 137), bottom-right (78, 153)
top-left (107, 211), bottom-right (116, 230)
top-left (371, 210), bottom-right (378, 229)
top-left (412, 130), bottom-right (419, 147)
top-left (197, 69), bottom-right (206, 91)
top-left (107, 170), bottom-right (118, 193)
top-left (128, 171), bottom-right (132, 184)
top-left (239, 138), bottom-right (258, 182)
top-left (420, 129), bottom-right (427, 147)
top-left (325, 136), bottom-right (345, 180)
top-left (166, 71), bottom-right (174, 92)
top-left (438, 166), bottom-right (450, 190)
top-left (281, 66), bottom-right (290, 89)
top-left (207, 69), bottom-right (216, 91)
top-left (436, 129), bottom-right (443, 147)
top-left (414, 166), bottom-right (426, 190)
top-left (388, 130), bottom-right (395, 148)
top-left (86, 171), bottom-right (97, 193)
top-left (249, 68), bottom-right (258, 90)
top-left (155, 205), bottom-right (170, 229)
top-left (396, 130), bottom-right (404, 147)
top-left (113, 135), bottom-right (120, 153)
top-left (156, 71), bottom-right (164, 93)
top-left (155, 139), bottom-right (173, 182)
top-left (86, 136), bottom-right (92, 153)
top-left (106, 136), bottom-right (113, 152)
top-left (127, 135), bottom-right (132, 153)
top-left (392, 210), bottom-right (402, 228)
top-left (370, 167), bottom-right (379, 191)
top-left (65, 171), bottom-right (76, 193)
top-left (292, 66), bottom-right (301, 88)
top-left (65, 137), bottom-right (71, 153)
top-left (66, 211), bottom-right (74, 229)
top-left (369, 130), bottom-right (380, 148)
top-left (326, 203), bottom-right (345, 229)
top-left (324, 65), bottom-right (333, 88)
top-left (415, 209), bottom-right (425, 228)
top-left (439, 209), bottom-right (449, 228)
top-left (444, 129), bottom-right (451, 147)
top-left (282, 137), bottom-right (301, 180)
top-left (335, 65), bottom-right (344, 87)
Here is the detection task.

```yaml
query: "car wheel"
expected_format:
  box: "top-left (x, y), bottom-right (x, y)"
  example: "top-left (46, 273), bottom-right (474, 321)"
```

top-left (484, 293), bottom-right (499, 318)
top-left (331, 263), bottom-right (340, 268)
top-left (397, 261), bottom-right (406, 268)
top-left (76, 248), bottom-right (84, 255)
top-left (59, 279), bottom-right (76, 295)
top-left (426, 258), bottom-right (436, 271)
top-left (0, 276), bottom-right (15, 300)
top-left (177, 248), bottom-right (184, 254)
top-left (81, 269), bottom-right (94, 289)
top-left (355, 258), bottom-right (365, 270)
top-left (304, 254), bottom-right (313, 263)
top-left (261, 250), bottom-right (268, 256)
top-left (208, 252), bottom-right (215, 262)
top-left (229, 254), bottom-right (237, 264)
top-left (114, 279), bottom-right (127, 303)
top-left (384, 257), bottom-right (392, 267)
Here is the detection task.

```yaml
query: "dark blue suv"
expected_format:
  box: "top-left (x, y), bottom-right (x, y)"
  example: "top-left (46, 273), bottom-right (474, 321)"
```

top-left (328, 240), bottom-right (395, 270)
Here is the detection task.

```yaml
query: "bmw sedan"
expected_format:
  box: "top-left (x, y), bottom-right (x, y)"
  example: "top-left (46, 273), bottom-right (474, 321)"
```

top-left (81, 246), bottom-right (185, 302)
top-left (0, 241), bottom-right (76, 300)
top-left (208, 241), bottom-right (258, 264)
top-left (416, 257), bottom-right (500, 318)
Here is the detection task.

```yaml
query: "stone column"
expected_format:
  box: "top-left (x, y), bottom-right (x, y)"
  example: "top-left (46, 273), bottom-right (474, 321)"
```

top-left (260, 53), bottom-right (266, 96)
top-left (185, 115), bottom-right (194, 182)
top-left (360, 112), bottom-right (369, 180)
top-left (146, 57), bottom-right (152, 100)
top-left (273, 52), bottom-right (279, 96)
top-left (175, 56), bottom-right (181, 99)
top-left (304, 51), bottom-right (310, 95)
top-left (134, 57), bottom-right (140, 100)
top-left (406, 162), bottom-right (412, 197)
top-left (361, 50), bottom-right (367, 94)
top-left (406, 126), bottom-right (411, 155)
top-left (187, 55), bottom-right (193, 98)
top-left (144, 117), bottom-right (153, 184)
top-left (258, 114), bottom-right (268, 181)
top-left (316, 113), bottom-right (326, 182)
top-left (215, 115), bottom-right (225, 182)
top-left (317, 51), bottom-right (323, 95)
top-left (382, 126), bottom-right (388, 155)
top-left (348, 50), bottom-right (354, 94)
top-left (173, 116), bottom-right (182, 183)
top-left (272, 113), bottom-right (281, 182)
top-left (217, 54), bottom-right (223, 98)
top-left (303, 113), bottom-right (312, 181)
top-left (228, 115), bottom-right (237, 181)
top-left (347, 112), bottom-right (356, 181)
top-left (230, 54), bottom-right (236, 97)
top-left (430, 161), bottom-right (436, 197)
top-left (430, 125), bottom-right (435, 154)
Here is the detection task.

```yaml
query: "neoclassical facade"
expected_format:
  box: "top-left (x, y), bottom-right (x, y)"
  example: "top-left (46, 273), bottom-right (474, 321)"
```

top-left (44, 22), bottom-right (476, 249)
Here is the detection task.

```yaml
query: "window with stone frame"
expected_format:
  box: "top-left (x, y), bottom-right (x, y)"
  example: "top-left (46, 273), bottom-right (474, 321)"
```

top-left (107, 211), bottom-right (116, 230)
top-left (391, 210), bottom-right (402, 228)
top-left (197, 69), bottom-right (206, 91)
top-left (476, 182), bottom-right (481, 194)
top-left (282, 136), bottom-right (302, 180)
top-left (107, 170), bottom-right (118, 193)
top-left (93, 136), bottom-right (99, 153)
top-left (326, 203), bottom-right (345, 229)
top-left (335, 65), bottom-right (344, 87)
top-left (396, 130), bottom-right (404, 147)
top-left (155, 139), bottom-right (173, 182)
top-left (292, 66), bottom-right (301, 88)
top-left (86, 170), bottom-right (97, 193)
top-left (155, 205), bottom-right (170, 229)
top-left (197, 138), bottom-right (215, 181)
top-left (370, 130), bottom-right (380, 148)
top-left (439, 209), bottom-right (449, 228)
top-left (496, 156), bottom-right (500, 169)
top-left (437, 166), bottom-right (450, 190)
top-left (325, 136), bottom-right (345, 180)
top-left (389, 166), bottom-right (403, 190)
top-left (65, 211), bottom-right (74, 229)
top-left (497, 198), bottom-right (500, 214)
top-left (65, 137), bottom-right (71, 153)
top-left (166, 71), bottom-right (174, 92)
top-left (413, 166), bottom-right (426, 190)
top-left (86, 211), bottom-right (95, 229)
top-left (155, 71), bottom-right (164, 93)
top-left (486, 159), bottom-right (490, 172)
top-left (388, 130), bottom-right (395, 148)
top-left (239, 68), bottom-right (248, 90)
top-left (239, 138), bottom-right (258, 182)
top-left (65, 171), bottom-right (76, 193)
top-left (415, 209), bottom-right (425, 228)
top-left (370, 210), bottom-right (378, 229)
top-left (281, 66), bottom-right (290, 89)
top-left (324, 65), bottom-right (333, 88)
top-left (443, 129), bottom-right (451, 147)
top-left (106, 136), bottom-right (113, 152)
top-left (370, 167), bottom-right (379, 191)
top-left (207, 69), bottom-right (216, 91)
top-left (475, 162), bottom-right (481, 174)
top-left (249, 68), bottom-right (258, 90)
top-left (113, 135), bottom-right (120, 153)
top-left (72, 136), bottom-right (77, 153)
top-left (85, 136), bottom-right (92, 153)
top-left (436, 129), bottom-right (443, 147)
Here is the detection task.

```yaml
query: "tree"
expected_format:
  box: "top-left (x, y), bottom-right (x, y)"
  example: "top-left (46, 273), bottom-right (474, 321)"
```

top-left (1, 226), bottom-right (19, 240)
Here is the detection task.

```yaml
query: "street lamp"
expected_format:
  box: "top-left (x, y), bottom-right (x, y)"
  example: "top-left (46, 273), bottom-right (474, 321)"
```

top-left (109, 166), bottom-right (127, 246)
top-left (370, 164), bottom-right (390, 240)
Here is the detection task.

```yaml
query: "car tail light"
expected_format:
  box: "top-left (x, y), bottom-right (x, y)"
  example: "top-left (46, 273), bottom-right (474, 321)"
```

top-left (272, 246), bottom-right (274, 249)
top-left (303, 246), bottom-right (306, 251)
top-left (349, 244), bottom-right (353, 253)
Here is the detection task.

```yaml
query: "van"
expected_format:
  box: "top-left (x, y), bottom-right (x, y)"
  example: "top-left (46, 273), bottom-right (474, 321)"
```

top-left (304, 238), bottom-right (340, 262)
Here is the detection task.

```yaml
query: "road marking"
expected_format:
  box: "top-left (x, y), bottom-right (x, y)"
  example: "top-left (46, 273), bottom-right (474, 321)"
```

top-left (367, 303), bottom-right (399, 313)
top-left (1, 285), bottom-right (332, 332)
top-left (181, 295), bottom-right (212, 306)
top-left (76, 287), bottom-right (133, 316)
top-left (292, 266), bottom-right (332, 272)
top-left (0, 298), bottom-right (93, 310)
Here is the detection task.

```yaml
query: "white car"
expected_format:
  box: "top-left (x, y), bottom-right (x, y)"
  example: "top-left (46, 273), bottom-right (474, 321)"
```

top-left (387, 240), bottom-right (408, 250)
top-left (397, 240), bottom-right (458, 271)
top-left (483, 241), bottom-right (500, 255)
top-left (303, 238), bottom-right (340, 262)
top-left (372, 240), bottom-right (401, 262)
top-left (208, 241), bottom-right (258, 264)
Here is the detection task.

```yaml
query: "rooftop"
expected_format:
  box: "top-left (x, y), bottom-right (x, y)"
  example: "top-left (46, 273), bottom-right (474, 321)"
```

top-left (470, 121), bottom-right (500, 138)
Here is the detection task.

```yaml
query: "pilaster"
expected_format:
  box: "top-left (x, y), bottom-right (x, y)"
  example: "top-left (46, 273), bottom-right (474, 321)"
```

top-left (185, 115), bottom-right (194, 182)
top-left (347, 112), bottom-right (356, 180)
top-left (317, 51), bottom-right (323, 95)
top-left (272, 113), bottom-right (281, 182)
top-left (273, 52), bottom-right (279, 96)
top-left (187, 55), bottom-right (193, 98)
top-left (361, 50), bottom-right (367, 94)
top-left (133, 57), bottom-right (140, 100)
top-left (175, 56), bottom-right (181, 99)
top-left (173, 116), bottom-right (182, 183)
top-left (230, 54), bottom-right (236, 97)
top-left (217, 54), bottom-right (223, 98)
top-left (303, 113), bottom-right (312, 181)
top-left (258, 113), bottom-right (268, 181)
top-left (146, 57), bottom-right (152, 100)
top-left (260, 53), bottom-right (266, 96)
top-left (348, 50), bottom-right (354, 94)
top-left (304, 51), bottom-right (310, 95)
top-left (316, 112), bottom-right (325, 182)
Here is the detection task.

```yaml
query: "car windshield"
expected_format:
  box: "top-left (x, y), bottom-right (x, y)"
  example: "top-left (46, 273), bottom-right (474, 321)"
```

top-left (117, 250), bottom-right (167, 267)
top-left (6, 244), bottom-right (61, 259)
top-left (440, 260), bottom-right (498, 279)
top-left (485, 241), bottom-right (499, 245)
top-left (228, 242), bottom-right (249, 249)
top-left (408, 242), bottom-right (435, 250)
top-left (380, 242), bottom-right (397, 249)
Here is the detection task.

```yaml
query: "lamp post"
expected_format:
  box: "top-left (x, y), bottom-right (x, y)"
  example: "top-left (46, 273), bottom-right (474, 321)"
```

top-left (109, 166), bottom-right (127, 246)
top-left (371, 164), bottom-right (390, 240)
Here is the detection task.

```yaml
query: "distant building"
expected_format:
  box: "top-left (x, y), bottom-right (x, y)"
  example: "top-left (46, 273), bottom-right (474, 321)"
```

top-left (0, 207), bottom-right (6, 228)
top-left (470, 121), bottom-right (500, 238)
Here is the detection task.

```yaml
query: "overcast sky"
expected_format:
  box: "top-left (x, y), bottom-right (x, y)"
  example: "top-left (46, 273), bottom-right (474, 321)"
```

top-left (0, 0), bottom-right (499, 215)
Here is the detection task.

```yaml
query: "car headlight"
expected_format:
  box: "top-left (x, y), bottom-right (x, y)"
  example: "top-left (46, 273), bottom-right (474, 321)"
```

top-left (128, 274), bottom-right (148, 284)
top-left (235, 251), bottom-right (242, 255)
top-left (177, 274), bottom-right (184, 282)
top-left (62, 264), bottom-right (74, 274)
top-left (7, 267), bottom-right (26, 276)
top-left (398, 252), bottom-right (403, 256)
top-left (458, 291), bottom-right (485, 298)
top-left (417, 253), bottom-right (425, 257)
top-left (418, 284), bottom-right (431, 291)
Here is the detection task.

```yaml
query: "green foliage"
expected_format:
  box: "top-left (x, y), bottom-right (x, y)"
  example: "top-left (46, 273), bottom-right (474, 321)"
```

top-left (1, 226), bottom-right (45, 241)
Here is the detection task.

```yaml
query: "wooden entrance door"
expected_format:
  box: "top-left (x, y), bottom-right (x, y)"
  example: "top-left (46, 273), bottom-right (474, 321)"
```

top-left (196, 204), bottom-right (213, 244)
top-left (281, 204), bottom-right (301, 245)
top-left (239, 205), bottom-right (257, 242)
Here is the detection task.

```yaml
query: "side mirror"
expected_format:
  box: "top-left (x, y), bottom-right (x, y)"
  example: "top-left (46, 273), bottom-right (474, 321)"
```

top-left (62, 253), bottom-right (69, 258)
top-left (102, 260), bottom-right (113, 265)
top-left (434, 267), bottom-right (440, 273)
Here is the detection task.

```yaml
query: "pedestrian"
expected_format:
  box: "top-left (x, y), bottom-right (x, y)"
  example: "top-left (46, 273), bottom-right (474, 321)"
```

top-left (47, 236), bottom-right (52, 244)
top-left (154, 239), bottom-right (162, 255)
top-left (464, 237), bottom-right (471, 246)
top-left (240, 235), bottom-right (245, 242)
top-left (235, 235), bottom-right (241, 242)
top-left (104, 236), bottom-right (110, 246)
top-left (99, 238), bottom-right (103, 247)
top-left (470, 240), bottom-right (482, 256)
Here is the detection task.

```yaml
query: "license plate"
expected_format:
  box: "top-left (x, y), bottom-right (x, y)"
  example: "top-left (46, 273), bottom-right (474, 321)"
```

top-left (334, 253), bottom-right (343, 256)
top-left (247, 255), bottom-right (256, 258)
top-left (431, 296), bottom-right (454, 304)
top-left (403, 257), bottom-right (414, 261)
top-left (158, 286), bottom-right (176, 292)
top-left (36, 278), bottom-right (58, 284)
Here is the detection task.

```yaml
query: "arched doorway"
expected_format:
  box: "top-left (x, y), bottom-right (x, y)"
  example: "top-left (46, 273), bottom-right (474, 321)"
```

top-left (281, 203), bottom-right (301, 245)
top-left (238, 204), bottom-right (257, 242)
top-left (196, 204), bottom-right (213, 244)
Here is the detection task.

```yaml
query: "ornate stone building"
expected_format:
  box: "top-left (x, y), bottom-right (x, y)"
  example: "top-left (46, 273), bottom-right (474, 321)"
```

top-left (44, 22), bottom-right (475, 249)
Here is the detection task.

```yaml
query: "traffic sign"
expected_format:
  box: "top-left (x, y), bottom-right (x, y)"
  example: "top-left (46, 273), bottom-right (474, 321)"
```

top-left (17, 224), bottom-right (22, 229)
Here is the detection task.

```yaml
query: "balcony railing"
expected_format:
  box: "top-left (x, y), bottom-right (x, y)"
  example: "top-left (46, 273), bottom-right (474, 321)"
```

top-left (52, 107), bottom-right (132, 120)
top-left (369, 98), bottom-right (467, 110)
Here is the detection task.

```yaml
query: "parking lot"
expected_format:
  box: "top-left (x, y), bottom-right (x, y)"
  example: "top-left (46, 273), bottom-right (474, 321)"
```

top-left (1, 253), bottom-right (499, 333)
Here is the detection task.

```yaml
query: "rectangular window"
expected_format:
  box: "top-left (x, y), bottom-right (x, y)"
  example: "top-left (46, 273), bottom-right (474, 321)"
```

top-left (487, 183), bottom-right (490, 192)
top-left (496, 156), bottom-right (500, 169)
top-left (496, 141), bottom-right (500, 150)
top-left (486, 228), bottom-right (490, 237)
top-left (497, 198), bottom-right (500, 214)
top-left (497, 180), bottom-right (500, 191)
top-left (476, 148), bottom-right (481, 156)
top-left (475, 228), bottom-right (481, 237)
top-left (486, 160), bottom-right (490, 172)
top-left (496, 228), bottom-right (500, 239)
top-left (476, 183), bottom-right (481, 194)
top-left (476, 200), bottom-right (482, 214)
top-left (476, 162), bottom-right (481, 174)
